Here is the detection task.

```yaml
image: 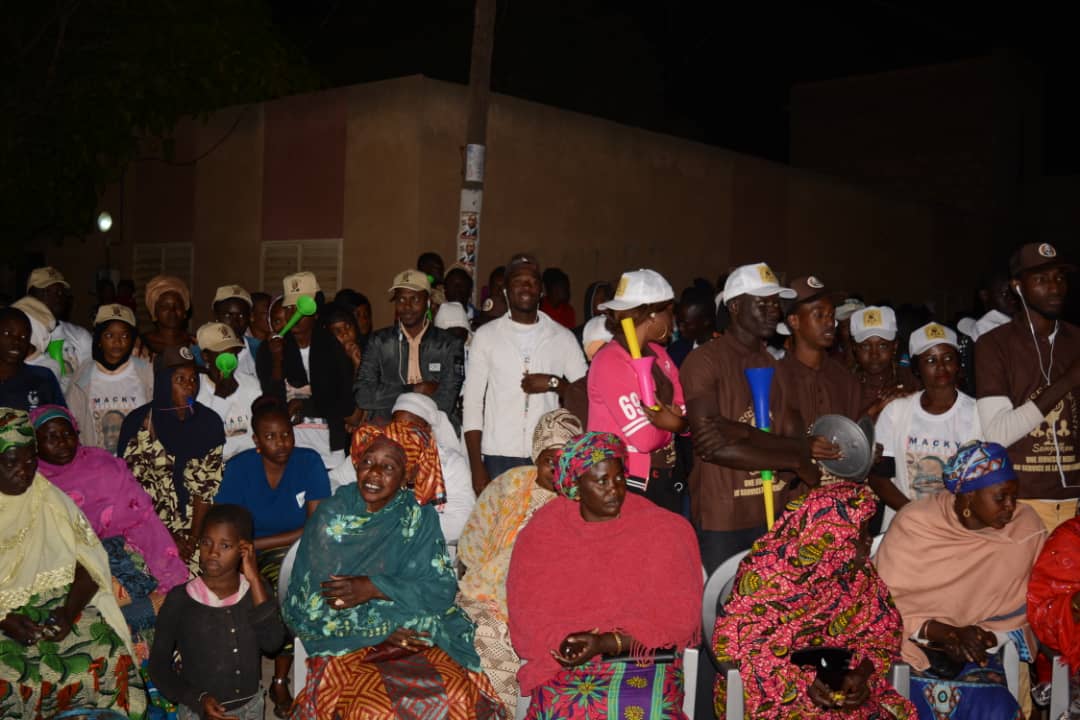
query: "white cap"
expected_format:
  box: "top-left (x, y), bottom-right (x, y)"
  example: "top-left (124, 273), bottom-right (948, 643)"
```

top-left (909, 322), bottom-right (958, 357)
top-left (582, 315), bottom-right (614, 360)
top-left (434, 302), bottom-right (470, 332)
top-left (598, 269), bottom-right (674, 312)
top-left (835, 298), bottom-right (866, 322)
top-left (850, 306), bottom-right (898, 344)
top-left (717, 262), bottom-right (796, 306)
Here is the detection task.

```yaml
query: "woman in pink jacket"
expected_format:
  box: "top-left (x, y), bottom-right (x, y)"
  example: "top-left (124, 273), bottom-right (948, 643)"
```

top-left (587, 269), bottom-right (688, 513)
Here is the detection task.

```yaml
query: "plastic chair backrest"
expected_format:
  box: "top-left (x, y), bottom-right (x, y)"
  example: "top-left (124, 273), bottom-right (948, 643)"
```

top-left (702, 549), bottom-right (750, 668)
top-left (278, 539), bottom-right (301, 599)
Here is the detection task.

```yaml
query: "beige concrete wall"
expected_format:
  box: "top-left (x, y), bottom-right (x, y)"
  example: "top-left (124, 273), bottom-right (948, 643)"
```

top-left (341, 77), bottom-right (424, 328)
top-left (82, 73), bottom-right (991, 332)
top-left (189, 105), bottom-right (264, 327)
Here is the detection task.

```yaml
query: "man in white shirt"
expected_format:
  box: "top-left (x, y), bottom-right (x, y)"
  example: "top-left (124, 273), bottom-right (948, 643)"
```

top-left (195, 322), bottom-right (263, 461)
top-left (27, 267), bottom-right (92, 391)
top-left (462, 253), bottom-right (588, 494)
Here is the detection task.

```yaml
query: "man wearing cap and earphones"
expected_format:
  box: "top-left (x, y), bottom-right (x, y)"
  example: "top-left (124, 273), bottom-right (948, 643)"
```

top-left (976, 242), bottom-right (1080, 532)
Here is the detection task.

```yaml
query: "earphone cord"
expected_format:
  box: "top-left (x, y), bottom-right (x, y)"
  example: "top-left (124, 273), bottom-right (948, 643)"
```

top-left (1017, 290), bottom-right (1067, 486)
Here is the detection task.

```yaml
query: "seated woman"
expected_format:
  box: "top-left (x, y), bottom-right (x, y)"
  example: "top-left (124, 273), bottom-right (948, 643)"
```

top-left (118, 346), bottom-right (225, 571)
top-left (390, 392), bottom-right (475, 544)
top-left (283, 423), bottom-right (504, 719)
top-left (507, 432), bottom-right (702, 719)
top-left (30, 404), bottom-right (188, 652)
top-left (0, 408), bottom-right (145, 718)
top-left (876, 441), bottom-right (1047, 720)
top-left (713, 483), bottom-right (915, 719)
top-left (870, 323), bottom-right (981, 532)
top-left (457, 408), bottom-right (583, 712)
top-left (215, 395), bottom-right (331, 717)
top-left (1027, 515), bottom-right (1080, 714)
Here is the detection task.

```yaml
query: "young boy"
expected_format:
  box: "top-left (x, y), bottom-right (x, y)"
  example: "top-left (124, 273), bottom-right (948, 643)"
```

top-left (149, 504), bottom-right (286, 720)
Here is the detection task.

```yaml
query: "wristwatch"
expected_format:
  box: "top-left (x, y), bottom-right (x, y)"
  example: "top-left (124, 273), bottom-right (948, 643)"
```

top-left (548, 376), bottom-right (561, 391)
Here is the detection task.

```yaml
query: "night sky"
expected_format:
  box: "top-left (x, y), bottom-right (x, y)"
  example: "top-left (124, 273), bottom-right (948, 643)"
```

top-left (267, 0), bottom-right (1080, 173)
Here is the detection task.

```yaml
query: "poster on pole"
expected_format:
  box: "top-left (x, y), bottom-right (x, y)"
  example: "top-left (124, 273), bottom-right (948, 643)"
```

top-left (456, 189), bottom-right (483, 287)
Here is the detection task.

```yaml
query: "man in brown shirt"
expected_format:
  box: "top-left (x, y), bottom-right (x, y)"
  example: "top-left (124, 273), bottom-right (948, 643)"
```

top-left (976, 242), bottom-right (1080, 532)
top-left (682, 263), bottom-right (837, 573)
top-left (777, 275), bottom-right (864, 433)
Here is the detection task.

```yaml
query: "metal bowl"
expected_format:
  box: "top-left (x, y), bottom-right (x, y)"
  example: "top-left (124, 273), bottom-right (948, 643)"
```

top-left (810, 414), bottom-right (875, 479)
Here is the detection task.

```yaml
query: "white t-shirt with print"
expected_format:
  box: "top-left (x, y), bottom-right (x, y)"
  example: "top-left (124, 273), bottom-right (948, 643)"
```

top-left (88, 363), bottom-right (149, 454)
top-left (197, 372), bottom-right (263, 461)
top-left (876, 390), bottom-right (982, 530)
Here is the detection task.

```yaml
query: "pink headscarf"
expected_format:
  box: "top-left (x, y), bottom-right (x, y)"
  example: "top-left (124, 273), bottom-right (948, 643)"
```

top-left (30, 404), bottom-right (188, 592)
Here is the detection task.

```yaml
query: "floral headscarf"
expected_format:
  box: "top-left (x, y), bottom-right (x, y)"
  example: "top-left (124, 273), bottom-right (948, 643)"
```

top-left (943, 440), bottom-right (1016, 494)
top-left (0, 408), bottom-right (35, 454)
top-left (553, 431), bottom-right (628, 500)
top-left (712, 483), bottom-right (914, 718)
top-left (350, 421), bottom-right (446, 506)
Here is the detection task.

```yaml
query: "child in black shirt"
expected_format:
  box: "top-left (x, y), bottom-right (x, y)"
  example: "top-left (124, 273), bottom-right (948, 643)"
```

top-left (150, 504), bottom-right (285, 719)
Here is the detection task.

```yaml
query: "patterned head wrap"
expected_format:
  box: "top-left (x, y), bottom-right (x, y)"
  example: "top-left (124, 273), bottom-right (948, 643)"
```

top-left (29, 404), bottom-right (77, 433)
top-left (553, 432), bottom-right (628, 500)
top-left (530, 408), bottom-right (583, 462)
top-left (350, 421), bottom-right (446, 506)
top-left (943, 441), bottom-right (1016, 495)
top-left (145, 275), bottom-right (191, 321)
top-left (0, 409), bottom-right (35, 454)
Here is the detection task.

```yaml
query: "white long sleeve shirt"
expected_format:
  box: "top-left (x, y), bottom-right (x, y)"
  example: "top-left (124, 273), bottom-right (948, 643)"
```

top-left (462, 311), bottom-right (588, 458)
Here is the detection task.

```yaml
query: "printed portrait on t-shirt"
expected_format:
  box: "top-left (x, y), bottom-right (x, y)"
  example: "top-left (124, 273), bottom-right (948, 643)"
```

top-left (100, 410), bottom-right (125, 455)
top-left (908, 453), bottom-right (947, 498)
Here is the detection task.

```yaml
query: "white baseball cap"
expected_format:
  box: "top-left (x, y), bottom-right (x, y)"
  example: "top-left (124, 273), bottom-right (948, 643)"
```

top-left (597, 269), bottom-right (674, 312)
top-left (909, 322), bottom-right (958, 357)
top-left (850, 306), bottom-right (898, 344)
top-left (717, 262), bottom-right (796, 306)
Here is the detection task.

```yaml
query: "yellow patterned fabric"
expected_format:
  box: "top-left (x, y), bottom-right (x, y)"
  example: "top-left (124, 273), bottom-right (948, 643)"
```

top-left (0, 474), bottom-right (134, 655)
top-left (457, 465), bottom-right (554, 620)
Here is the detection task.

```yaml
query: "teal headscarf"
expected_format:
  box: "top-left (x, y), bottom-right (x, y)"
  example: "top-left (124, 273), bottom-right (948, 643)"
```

top-left (282, 483), bottom-right (480, 669)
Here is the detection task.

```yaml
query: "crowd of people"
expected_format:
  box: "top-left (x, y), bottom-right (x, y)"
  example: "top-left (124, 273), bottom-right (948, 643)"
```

top-left (0, 240), bottom-right (1077, 720)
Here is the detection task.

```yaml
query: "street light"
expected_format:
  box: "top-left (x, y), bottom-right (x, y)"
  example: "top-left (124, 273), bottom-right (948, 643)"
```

top-left (97, 211), bottom-right (113, 233)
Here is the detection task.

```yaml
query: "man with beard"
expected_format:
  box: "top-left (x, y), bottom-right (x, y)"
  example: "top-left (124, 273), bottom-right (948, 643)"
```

top-left (462, 253), bottom-right (588, 494)
top-left (977, 242), bottom-right (1080, 532)
top-left (776, 275), bottom-right (863, 434)
top-left (681, 264), bottom-right (838, 573)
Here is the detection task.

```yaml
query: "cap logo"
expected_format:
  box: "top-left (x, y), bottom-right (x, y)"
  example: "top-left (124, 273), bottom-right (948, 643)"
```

top-left (290, 279), bottom-right (301, 291)
top-left (111, 307), bottom-right (122, 317)
top-left (807, 276), bottom-right (824, 289)
top-left (219, 327), bottom-right (230, 339)
top-left (863, 309), bottom-right (882, 327)
top-left (179, 347), bottom-right (194, 360)
top-left (757, 265), bottom-right (778, 284)
top-left (925, 324), bottom-right (946, 340)
top-left (1038, 243), bottom-right (1057, 259)
top-left (615, 276), bottom-right (629, 298)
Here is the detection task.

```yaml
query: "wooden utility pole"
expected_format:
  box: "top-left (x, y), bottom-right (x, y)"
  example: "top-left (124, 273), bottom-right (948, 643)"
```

top-left (456, 0), bottom-right (496, 306)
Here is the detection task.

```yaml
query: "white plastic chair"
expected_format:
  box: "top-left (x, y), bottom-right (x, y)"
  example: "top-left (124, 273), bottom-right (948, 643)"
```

top-left (1050, 654), bottom-right (1070, 720)
top-left (277, 540), bottom-right (307, 697)
top-left (701, 549), bottom-right (750, 719)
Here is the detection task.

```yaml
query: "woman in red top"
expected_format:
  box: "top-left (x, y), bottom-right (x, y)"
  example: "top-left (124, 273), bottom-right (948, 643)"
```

top-left (586, 269), bottom-right (687, 513)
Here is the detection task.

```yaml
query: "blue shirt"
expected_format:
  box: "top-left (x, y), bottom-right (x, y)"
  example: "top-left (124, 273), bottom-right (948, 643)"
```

top-left (0, 364), bottom-right (65, 412)
top-left (215, 447), bottom-right (331, 539)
